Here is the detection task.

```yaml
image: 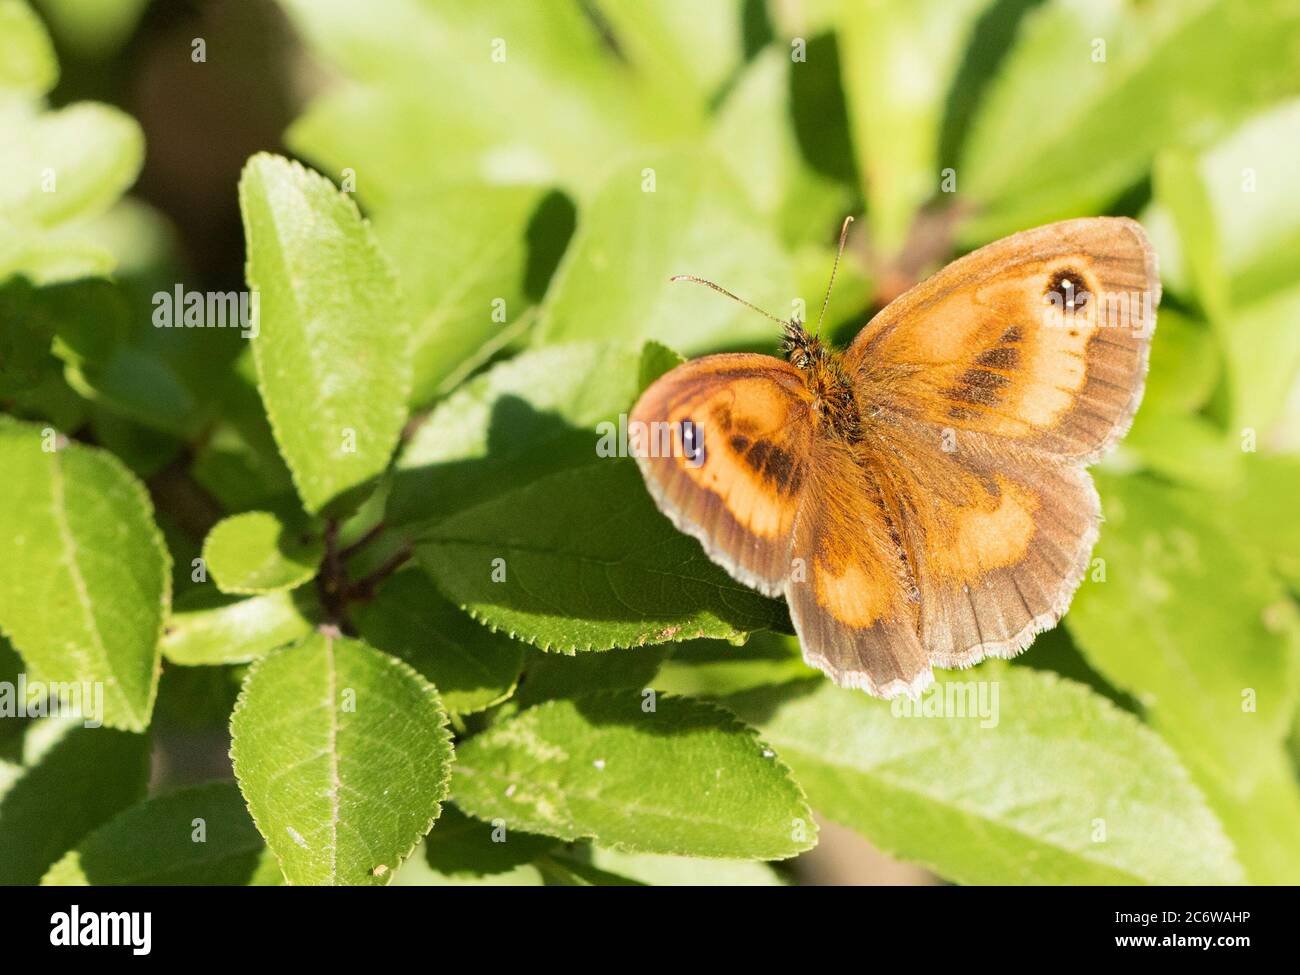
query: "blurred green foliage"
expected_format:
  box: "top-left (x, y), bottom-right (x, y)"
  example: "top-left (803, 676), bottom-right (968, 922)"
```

top-left (1, 0), bottom-right (1299, 886)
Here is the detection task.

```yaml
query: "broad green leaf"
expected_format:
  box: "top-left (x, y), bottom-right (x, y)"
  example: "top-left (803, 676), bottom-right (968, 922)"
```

top-left (389, 342), bottom-right (653, 529)
top-left (0, 418), bottom-right (169, 731)
top-left (454, 692), bottom-right (815, 860)
top-left (421, 803), bottom-right (555, 878)
top-left (202, 511), bottom-right (323, 595)
top-left (416, 460), bottom-right (787, 653)
top-left (959, 0), bottom-right (1300, 243)
top-left (238, 153), bottom-right (411, 517)
top-left (725, 669), bottom-right (1244, 885)
top-left (162, 588), bottom-right (319, 666)
top-left (354, 570), bottom-right (524, 715)
top-left (534, 151), bottom-right (798, 354)
top-left (1067, 473), bottom-right (1300, 793)
top-left (280, 0), bottom-right (694, 206)
top-left (374, 185), bottom-right (548, 405)
top-left (230, 633), bottom-right (453, 885)
top-left (0, 0), bottom-right (57, 100)
top-left (838, 0), bottom-right (992, 254)
top-left (0, 723), bottom-right (149, 883)
top-left (42, 782), bottom-right (276, 885)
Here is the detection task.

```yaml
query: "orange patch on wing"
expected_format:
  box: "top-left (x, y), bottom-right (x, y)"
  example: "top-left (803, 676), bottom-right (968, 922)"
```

top-left (930, 475), bottom-right (1040, 579)
top-left (811, 559), bottom-right (894, 628)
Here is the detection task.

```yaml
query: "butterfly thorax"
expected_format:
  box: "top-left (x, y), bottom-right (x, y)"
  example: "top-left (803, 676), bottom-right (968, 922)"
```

top-left (782, 321), bottom-right (862, 443)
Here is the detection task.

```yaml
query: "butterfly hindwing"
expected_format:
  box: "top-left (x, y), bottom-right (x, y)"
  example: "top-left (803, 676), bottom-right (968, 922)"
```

top-left (785, 440), bottom-right (930, 697)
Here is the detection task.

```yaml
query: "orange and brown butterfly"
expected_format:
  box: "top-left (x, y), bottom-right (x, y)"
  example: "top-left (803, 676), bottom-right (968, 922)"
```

top-left (630, 216), bottom-right (1158, 699)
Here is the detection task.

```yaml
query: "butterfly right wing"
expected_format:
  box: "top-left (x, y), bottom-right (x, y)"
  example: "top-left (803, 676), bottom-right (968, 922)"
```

top-left (630, 353), bottom-right (817, 598)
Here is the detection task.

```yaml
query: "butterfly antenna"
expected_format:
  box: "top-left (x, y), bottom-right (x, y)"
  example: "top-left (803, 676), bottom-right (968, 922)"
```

top-left (669, 274), bottom-right (789, 329)
top-left (815, 215), bottom-right (855, 337)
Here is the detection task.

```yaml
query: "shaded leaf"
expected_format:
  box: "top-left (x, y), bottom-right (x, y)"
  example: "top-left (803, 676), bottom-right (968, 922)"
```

top-left (416, 460), bottom-right (788, 653)
top-left (0, 722), bottom-right (149, 883)
top-left (354, 570), bottom-right (525, 715)
top-left (42, 782), bottom-right (276, 885)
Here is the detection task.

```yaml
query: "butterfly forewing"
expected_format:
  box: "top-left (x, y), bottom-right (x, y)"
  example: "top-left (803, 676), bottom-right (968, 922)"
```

top-left (630, 354), bottom-right (816, 597)
top-left (847, 217), bottom-right (1157, 462)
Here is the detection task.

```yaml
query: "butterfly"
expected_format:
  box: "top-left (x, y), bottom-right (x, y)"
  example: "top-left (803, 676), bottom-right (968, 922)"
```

top-left (630, 217), bottom-right (1158, 698)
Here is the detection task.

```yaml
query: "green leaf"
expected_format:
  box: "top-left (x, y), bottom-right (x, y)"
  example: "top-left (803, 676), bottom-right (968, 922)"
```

top-left (373, 184), bottom-right (549, 405)
top-left (162, 587), bottom-right (320, 666)
top-left (280, 0), bottom-right (695, 206)
top-left (202, 511), bottom-right (323, 595)
top-left (454, 692), bottom-right (815, 860)
top-left (421, 803), bottom-right (555, 878)
top-left (1221, 285), bottom-right (1300, 438)
top-left (533, 151), bottom-right (798, 355)
top-left (354, 570), bottom-right (524, 715)
top-left (0, 723), bottom-right (149, 883)
top-left (41, 782), bottom-right (275, 885)
top-left (959, 0), bottom-right (1300, 243)
top-left (0, 417), bottom-right (169, 731)
top-left (416, 460), bottom-right (787, 653)
top-left (838, 0), bottom-right (993, 254)
top-left (535, 853), bottom-right (644, 886)
top-left (238, 153), bottom-right (411, 517)
top-left (1192, 746), bottom-right (1300, 885)
top-left (0, 0), bottom-right (58, 100)
top-left (389, 342), bottom-right (652, 529)
top-left (1146, 97), bottom-right (1300, 308)
top-left (32, 0), bottom-right (152, 60)
top-left (1067, 473), bottom-right (1300, 794)
top-left (590, 0), bottom-right (744, 111)
top-left (707, 49), bottom-right (853, 248)
top-left (230, 632), bottom-right (454, 885)
top-left (0, 102), bottom-right (144, 284)
top-left (653, 632), bottom-right (818, 699)
top-left (1227, 454), bottom-right (1300, 593)
top-left (515, 644), bottom-right (670, 709)
top-left (725, 669), bottom-right (1244, 885)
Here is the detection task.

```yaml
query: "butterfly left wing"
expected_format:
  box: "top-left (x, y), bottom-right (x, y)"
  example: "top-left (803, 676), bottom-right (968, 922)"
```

top-left (630, 353), bottom-right (817, 596)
